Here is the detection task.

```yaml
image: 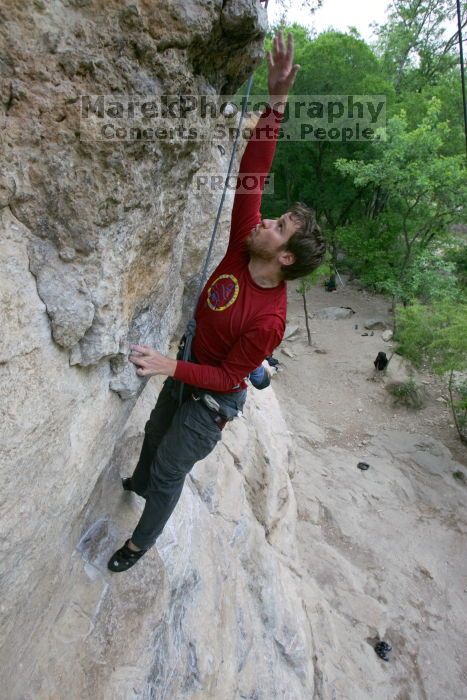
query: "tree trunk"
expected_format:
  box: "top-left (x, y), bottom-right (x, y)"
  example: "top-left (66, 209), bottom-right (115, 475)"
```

top-left (302, 291), bottom-right (312, 345)
top-left (391, 295), bottom-right (398, 336)
top-left (330, 241), bottom-right (338, 269)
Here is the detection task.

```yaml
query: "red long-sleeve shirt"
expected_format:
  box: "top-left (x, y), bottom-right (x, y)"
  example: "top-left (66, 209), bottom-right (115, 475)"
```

top-left (174, 108), bottom-right (287, 393)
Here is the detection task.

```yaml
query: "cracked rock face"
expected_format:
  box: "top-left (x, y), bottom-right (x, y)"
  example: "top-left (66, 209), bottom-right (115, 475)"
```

top-left (0, 2), bottom-right (309, 697)
top-left (0, 0), bottom-right (265, 390)
top-left (18, 383), bottom-right (315, 699)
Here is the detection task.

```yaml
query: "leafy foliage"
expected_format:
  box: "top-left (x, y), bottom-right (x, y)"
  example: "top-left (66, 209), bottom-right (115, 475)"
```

top-left (395, 298), bottom-right (467, 374)
top-left (394, 298), bottom-right (467, 440)
top-left (385, 378), bottom-right (426, 409)
top-left (373, 0), bottom-right (466, 92)
top-left (334, 98), bottom-right (467, 303)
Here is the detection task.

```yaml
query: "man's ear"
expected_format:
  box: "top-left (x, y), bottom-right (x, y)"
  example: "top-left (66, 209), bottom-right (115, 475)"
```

top-left (278, 249), bottom-right (295, 267)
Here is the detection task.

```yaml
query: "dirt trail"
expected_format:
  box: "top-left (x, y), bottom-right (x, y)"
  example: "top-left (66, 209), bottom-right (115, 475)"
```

top-left (272, 279), bottom-right (467, 700)
top-left (275, 279), bottom-right (466, 466)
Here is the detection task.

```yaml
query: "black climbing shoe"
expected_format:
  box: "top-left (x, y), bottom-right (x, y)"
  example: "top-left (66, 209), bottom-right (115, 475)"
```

top-left (122, 477), bottom-right (146, 499)
top-left (122, 477), bottom-right (133, 492)
top-left (107, 539), bottom-right (147, 572)
top-left (374, 641), bottom-right (392, 661)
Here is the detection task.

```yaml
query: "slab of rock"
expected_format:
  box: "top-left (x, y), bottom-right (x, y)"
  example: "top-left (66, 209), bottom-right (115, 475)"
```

top-left (284, 324), bottom-right (300, 340)
top-left (0, 171), bottom-right (16, 208)
top-left (28, 238), bottom-right (95, 349)
top-left (1, 0), bottom-right (266, 387)
top-left (20, 382), bottom-right (314, 700)
top-left (364, 318), bottom-right (387, 330)
top-left (316, 307), bottom-right (355, 320)
top-left (382, 330), bottom-right (393, 341)
top-left (0, 2), bottom-right (311, 699)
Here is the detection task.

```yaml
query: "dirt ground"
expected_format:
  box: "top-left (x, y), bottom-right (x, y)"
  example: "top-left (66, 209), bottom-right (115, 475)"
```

top-left (271, 278), bottom-right (467, 700)
top-left (275, 278), bottom-right (467, 468)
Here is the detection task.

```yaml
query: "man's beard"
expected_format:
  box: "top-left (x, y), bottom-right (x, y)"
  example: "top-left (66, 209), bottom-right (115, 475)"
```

top-left (246, 232), bottom-right (277, 261)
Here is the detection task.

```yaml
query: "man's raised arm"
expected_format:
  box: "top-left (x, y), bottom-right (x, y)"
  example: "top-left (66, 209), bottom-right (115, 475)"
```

top-left (227, 30), bottom-right (300, 252)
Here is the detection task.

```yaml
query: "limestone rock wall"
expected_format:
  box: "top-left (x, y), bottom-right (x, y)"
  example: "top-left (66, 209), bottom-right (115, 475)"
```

top-left (0, 2), bottom-right (316, 698)
top-left (25, 383), bottom-right (314, 699)
top-left (0, 0), bottom-right (266, 393)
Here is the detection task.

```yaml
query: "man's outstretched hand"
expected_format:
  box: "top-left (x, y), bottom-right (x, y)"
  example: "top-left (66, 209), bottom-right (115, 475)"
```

top-left (267, 29), bottom-right (300, 103)
top-left (129, 344), bottom-right (176, 378)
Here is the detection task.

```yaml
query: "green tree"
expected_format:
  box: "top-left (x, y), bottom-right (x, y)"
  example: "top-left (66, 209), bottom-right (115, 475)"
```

top-left (443, 233), bottom-right (467, 289)
top-left (335, 98), bottom-right (467, 318)
top-left (395, 298), bottom-right (467, 444)
top-left (397, 67), bottom-right (466, 156)
top-left (256, 28), bottom-right (394, 276)
top-left (373, 0), bottom-right (467, 93)
top-left (371, 1), bottom-right (467, 157)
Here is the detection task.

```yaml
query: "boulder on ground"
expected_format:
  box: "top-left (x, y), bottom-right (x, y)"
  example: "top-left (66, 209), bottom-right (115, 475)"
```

top-left (364, 318), bottom-right (387, 330)
top-left (284, 324), bottom-right (300, 340)
top-left (316, 307), bottom-right (354, 320)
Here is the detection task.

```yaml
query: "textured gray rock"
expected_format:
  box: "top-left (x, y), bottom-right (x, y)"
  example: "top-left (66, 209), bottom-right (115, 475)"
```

top-left (0, 2), bottom-right (320, 698)
top-left (221, 0), bottom-right (269, 67)
top-left (1, 0), bottom-right (266, 388)
top-left (28, 238), bottom-right (96, 348)
top-left (8, 382), bottom-right (314, 699)
top-left (316, 306), bottom-right (355, 320)
top-left (364, 318), bottom-right (388, 330)
top-left (284, 323), bottom-right (300, 340)
top-left (0, 169), bottom-right (16, 208)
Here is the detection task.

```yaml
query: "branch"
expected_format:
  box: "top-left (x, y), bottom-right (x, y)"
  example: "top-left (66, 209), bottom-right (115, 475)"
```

top-left (442, 19), bottom-right (467, 55)
top-left (324, 208), bottom-right (336, 229)
top-left (401, 190), bottom-right (429, 247)
top-left (416, 207), bottom-right (462, 247)
top-left (338, 186), bottom-right (366, 226)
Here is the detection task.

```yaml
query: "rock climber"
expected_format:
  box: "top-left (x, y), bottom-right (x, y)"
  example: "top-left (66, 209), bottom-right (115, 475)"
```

top-left (108, 30), bottom-right (326, 572)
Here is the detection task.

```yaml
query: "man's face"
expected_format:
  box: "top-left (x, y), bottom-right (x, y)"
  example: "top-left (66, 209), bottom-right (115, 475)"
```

top-left (246, 212), bottom-right (299, 263)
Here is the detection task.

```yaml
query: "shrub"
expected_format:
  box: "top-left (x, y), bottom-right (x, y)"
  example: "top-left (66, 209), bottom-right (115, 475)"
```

top-left (385, 378), bottom-right (426, 409)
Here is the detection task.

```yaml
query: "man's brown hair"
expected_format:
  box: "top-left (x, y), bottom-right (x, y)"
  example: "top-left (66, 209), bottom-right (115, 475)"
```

top-left (280, 202), bottom-right (326, 281)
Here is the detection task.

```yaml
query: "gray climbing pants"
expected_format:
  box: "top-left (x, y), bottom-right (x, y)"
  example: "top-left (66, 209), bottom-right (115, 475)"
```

top-left (130, 376), bottom-right (247, 550)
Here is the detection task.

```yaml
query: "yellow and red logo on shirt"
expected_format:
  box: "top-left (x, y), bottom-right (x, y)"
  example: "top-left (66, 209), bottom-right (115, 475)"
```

top-left (207, 274), bottom-right (240, 311)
